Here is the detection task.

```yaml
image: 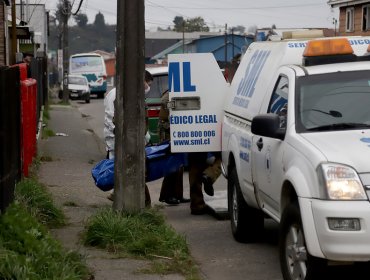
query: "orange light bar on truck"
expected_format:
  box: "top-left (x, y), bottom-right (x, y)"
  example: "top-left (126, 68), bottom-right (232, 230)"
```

top-left (303, 38), bottom-right (354, 57)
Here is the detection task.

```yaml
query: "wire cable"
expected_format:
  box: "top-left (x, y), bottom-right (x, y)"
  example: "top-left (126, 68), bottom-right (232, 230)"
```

top-left (72, 0), bottom-right (84, 15)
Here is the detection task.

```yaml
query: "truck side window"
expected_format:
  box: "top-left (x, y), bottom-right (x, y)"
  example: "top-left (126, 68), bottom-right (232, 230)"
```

top-left (267, 76), bottom-right (289, 128)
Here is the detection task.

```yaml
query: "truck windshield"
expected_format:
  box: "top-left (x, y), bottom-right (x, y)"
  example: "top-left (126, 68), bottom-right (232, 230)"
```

top-left (296, 70), bottom-right (370, 132)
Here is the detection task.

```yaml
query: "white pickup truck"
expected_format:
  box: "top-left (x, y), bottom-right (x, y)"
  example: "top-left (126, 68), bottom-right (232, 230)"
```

top-left (168, 36), bottom-right (370, 280)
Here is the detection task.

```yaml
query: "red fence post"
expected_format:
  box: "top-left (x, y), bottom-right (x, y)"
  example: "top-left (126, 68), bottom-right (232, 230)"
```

top-left (16, 63), bottom-right (37, 177)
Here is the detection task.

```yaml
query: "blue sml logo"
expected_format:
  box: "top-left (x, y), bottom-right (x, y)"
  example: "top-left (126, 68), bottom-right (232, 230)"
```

top-left (360, 137), bottom-right (370, 147)
top-left (168, 62), bottom-right (197, 92)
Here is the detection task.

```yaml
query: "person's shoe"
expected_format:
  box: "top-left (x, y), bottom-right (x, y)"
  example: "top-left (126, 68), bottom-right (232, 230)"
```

top-left (178, 197), bottom-right (191, 203)
top-left (202, 175), bottom-right (214, 196)
top-left (164, 197), bottom-right (180, 205)
top-left (107, 193), bottom-right (114, 201)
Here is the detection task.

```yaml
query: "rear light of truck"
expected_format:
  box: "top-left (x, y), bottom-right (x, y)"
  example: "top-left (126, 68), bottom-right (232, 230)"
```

top-left (147, 108), bottom-right (161, 118)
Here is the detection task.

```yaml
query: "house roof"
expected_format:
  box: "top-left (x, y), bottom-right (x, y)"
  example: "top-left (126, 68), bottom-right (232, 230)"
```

top-left (145, 31), bottom-right (223, 40)
top-left (328, 0), bottom-right (370, 7)
top-left (151, 39), bottom-right (193, 60)
top-left (90, 50), bottom-right (115, 60)
top-left (151, 34), bottom-right (251, 61)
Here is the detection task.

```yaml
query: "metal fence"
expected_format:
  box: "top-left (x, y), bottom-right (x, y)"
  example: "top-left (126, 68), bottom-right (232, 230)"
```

top-left (0, 66), bottom-right (21, 213)
top-left (0, 55), bottom-right (47, 212)
top-left (31, 56), bottom-right (48, 125)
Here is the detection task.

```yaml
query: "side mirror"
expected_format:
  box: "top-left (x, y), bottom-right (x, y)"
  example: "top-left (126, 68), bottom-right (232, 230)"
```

top-left (251, 114), bottom-right (285, 140)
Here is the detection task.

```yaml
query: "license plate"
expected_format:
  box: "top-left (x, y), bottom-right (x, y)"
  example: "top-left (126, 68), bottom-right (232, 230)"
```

top-left (70, 93), bottom-right (78, 97)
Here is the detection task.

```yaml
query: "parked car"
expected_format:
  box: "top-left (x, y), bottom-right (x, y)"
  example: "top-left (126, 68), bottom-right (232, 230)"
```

top-left (145, 66), bottom-right (168, 144)
top-left (59, 75), bottom-right (91, 103)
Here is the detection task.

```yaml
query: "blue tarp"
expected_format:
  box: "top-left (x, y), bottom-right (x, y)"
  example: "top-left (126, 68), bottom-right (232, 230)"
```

top-left (91, 142), bottom-right (187, 191)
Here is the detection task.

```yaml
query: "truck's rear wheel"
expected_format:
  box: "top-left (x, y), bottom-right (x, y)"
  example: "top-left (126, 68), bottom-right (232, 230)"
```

top-left (279, 203), bottom-right (325, 280)
top-left (228, 167), bottom-right (264, 243)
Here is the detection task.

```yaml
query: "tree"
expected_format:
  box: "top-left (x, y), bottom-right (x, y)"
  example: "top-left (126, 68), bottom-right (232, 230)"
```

top-left (172, 16), bottom-right (209, 32)
top-left (173, 16), bottom-right (185, 32)
top-left (55, 0), bottom-right (71, 25)
top-left (185, 17), bottom-right (209, 32)
top-left (74, 13), bottom-right (88, 27)
top-left (94, 12), bottom-right (106, 29)
top-left (229, 25), bottom-right (245, 34)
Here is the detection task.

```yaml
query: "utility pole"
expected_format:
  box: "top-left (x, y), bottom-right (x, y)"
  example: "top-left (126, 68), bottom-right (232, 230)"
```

top-left (114, 0), bottom-right (145, 212)
top-left (333, 18), bottom-right (338, 37)
top-left (11, 0), bottom-right (17, 65)
top-left (182, 21), bottom-right (185, 53)
top-left (62, 0), bottom-right (70, 103)
top-left (231, 28), bottom-right (235, 59)
top-left (224, 23), bottom-right (228, 70)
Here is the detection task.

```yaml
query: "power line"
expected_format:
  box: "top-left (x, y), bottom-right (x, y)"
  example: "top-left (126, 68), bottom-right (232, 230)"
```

top-left (146, 0), bottom-right (224, 28)
top-left (71, 0), bottom-right (84, 15)
top-left (146, 2), bottom-right (326, 10)
top-left (146, 0), bottom-right (188, 19)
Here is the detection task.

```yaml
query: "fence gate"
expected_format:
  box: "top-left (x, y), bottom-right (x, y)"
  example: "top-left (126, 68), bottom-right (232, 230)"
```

top-left (0, 66), bottom-right (21, 212)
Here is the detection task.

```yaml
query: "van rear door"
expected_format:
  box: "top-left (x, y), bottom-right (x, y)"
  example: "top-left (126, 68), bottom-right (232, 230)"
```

top-left (168, 53), bottom-right (229, 152)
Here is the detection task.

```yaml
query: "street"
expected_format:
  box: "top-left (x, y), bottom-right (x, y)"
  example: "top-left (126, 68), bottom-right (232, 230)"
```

top-left (71, 95), bottom-right (370, 280)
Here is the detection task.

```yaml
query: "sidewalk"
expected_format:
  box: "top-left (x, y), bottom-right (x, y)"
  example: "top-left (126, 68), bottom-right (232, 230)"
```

top-left (37, 104), bottom-right (185, 280)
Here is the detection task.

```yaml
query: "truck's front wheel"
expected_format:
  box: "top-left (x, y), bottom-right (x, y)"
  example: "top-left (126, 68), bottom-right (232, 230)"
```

top-left (228, 167), bottom-right (264, 243)
top-left (279, 203), bottom-right (325, 280)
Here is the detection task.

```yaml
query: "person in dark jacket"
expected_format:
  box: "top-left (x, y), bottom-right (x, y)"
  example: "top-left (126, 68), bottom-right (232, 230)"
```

top-left (158, 90), bottom-right (190, 205)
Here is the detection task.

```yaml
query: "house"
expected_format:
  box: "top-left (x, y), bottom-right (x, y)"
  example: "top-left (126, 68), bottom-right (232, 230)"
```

top-left (0, 0), bottom-right (9, 66)
top-left (145, 31), bottom-right (224, 63)
top-left (256, 28), bottom-right (335, 41)
top-left (151, 34), bottom-right (254, 66)
top-left (328, 0), bottom-right (370, 35)
top-left (91, 50), bottom-right (115, 86)
top-left (15, 3), bottom-right (48, 55)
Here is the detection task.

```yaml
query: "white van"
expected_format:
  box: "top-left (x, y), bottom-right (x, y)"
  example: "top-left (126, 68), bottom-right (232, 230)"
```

top-left (168, 37), bottom-right (370, 279)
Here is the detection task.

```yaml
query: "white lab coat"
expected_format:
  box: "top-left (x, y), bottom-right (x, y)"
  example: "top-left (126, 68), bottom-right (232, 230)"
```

top-left (104, 88), bottom-right (116, 158)
top-left (103, 87), bottom-right (151, 159)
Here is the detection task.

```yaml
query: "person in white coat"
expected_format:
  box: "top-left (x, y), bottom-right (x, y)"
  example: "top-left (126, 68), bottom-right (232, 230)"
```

top-left (103, 71), bottom-right (153, 203)
top-left (104, 88), bottom-right (116, 159)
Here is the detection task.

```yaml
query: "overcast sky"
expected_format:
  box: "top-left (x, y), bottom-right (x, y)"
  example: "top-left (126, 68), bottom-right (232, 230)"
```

top-left (26, 0), bottom-right (338, 32)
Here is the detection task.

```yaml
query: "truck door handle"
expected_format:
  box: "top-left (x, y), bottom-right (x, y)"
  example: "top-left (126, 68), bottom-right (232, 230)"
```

top-left (256, 138), bottom-right (263, 151)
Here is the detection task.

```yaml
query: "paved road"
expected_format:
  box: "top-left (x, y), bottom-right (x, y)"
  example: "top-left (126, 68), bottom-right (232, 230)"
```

top-left (72, 96), bottom-right (283, 280)
top-left (69, 96), bottom-right (370, 280)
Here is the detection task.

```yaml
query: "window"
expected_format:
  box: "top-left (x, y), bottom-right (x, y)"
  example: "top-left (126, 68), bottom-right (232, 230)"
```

top-left (346, 7), bottom-right (354, 32)
top-left (145, 74), bottom-right (168, 99)
top-left (363, 5), bottom-right (370, 31)
top-left (296, 70), bottom-right (370, 132)
top-left (268, 76), bottom-right (289, 128)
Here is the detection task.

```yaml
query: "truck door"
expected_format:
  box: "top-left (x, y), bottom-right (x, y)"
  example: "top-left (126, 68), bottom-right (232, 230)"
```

top-left (251, 75), bottom-right (290, 218)
top-left (168, 54), bottom-right (229, 153)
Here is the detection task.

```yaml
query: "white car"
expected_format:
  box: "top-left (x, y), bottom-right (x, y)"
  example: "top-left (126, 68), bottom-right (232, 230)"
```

top-left (59, 75), bottom-right (91, 103)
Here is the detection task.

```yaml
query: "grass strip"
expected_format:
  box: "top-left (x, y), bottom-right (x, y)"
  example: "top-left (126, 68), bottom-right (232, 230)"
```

top-left (0, 202), bottom-right (90, 279)
top-left (83, 207), bottom-right (200, 279)
top-left (15, 178), bottom-right (65, 228)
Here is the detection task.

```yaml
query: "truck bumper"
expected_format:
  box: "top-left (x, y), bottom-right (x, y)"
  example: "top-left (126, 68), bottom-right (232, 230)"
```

top-left (304, 198), bottom-right (370, 261)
